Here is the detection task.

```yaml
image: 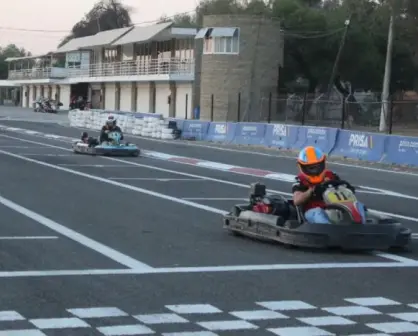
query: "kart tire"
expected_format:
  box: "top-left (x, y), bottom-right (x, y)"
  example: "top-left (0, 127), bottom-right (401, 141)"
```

top-left (131, 150), bottom-right (139, 157)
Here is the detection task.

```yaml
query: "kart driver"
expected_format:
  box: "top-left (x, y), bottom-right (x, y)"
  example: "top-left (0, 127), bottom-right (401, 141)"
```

top-left (99, 115), bottom-right (124, 143)
top-left (292, 146), bottom-right (366, 224)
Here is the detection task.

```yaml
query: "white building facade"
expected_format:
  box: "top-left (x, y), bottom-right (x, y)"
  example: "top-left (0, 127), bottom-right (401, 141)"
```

top-left (6, 22), bottom-right (196, 119)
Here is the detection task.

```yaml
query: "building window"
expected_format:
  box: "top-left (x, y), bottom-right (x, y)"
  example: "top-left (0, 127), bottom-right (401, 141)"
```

top-left (202, 28), bottom-right (239, 55)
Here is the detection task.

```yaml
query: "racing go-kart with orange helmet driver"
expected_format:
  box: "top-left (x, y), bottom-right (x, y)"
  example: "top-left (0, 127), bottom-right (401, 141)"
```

top-left (72, 116), bottom-right (140, 157)
top-left (223, 146), bottom-right (411, 250)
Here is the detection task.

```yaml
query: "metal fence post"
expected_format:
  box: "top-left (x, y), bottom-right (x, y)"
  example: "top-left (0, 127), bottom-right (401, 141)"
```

top-left (388, 94), bottom-right (393, 134)
top-left (237, 92), bottom-right (241, 122)
top-left (267, 92), bottom-right (272, 123)
top-left (185, 94), bottom-right (188, 119)
top-left (301, 93), bottom-right (307, 125)
top-left (210, 94), bottom-right (214, 121)
top-left (340, 96), bottom-right (346, 129)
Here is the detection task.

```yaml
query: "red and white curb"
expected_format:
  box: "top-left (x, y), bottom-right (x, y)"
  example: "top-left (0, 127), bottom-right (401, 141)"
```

top-left (144, 151), bottom-right (295, 182)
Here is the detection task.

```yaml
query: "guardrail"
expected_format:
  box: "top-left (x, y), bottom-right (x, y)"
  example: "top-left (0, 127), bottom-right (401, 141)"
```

top-left (68, 109), bottom-right (418, 167)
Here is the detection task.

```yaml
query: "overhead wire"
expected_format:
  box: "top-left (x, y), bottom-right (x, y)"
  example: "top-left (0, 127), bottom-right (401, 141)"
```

top-left (0, 8), bottom-right (348, 40)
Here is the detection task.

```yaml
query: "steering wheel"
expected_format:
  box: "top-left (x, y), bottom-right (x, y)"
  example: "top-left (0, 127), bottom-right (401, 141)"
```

top-left (314, 179), bottom-right (355, 196)
top-left (108, 132), bottom-right (121, 144)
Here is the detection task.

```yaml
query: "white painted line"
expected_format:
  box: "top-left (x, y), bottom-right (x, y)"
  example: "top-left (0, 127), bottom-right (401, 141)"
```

top-left (18, 154), bottom-right (75, 157)
top-left (355, 190), bottom-right (383, 195)
top-left (257, 300), bottom-right (316, 311)
top-left (165, 304), bottom-right (222, 314)
top-left (29, 317), bottom-right (90, 329)
top-left (230, 310), bottom-right (288, 320)
top-left (0, 236), bottom-right (58, 240)
top-left (373, 252), bottom-right (418, 263)
top-left (345, 297), bottom-right (401, 306)
top-left (297, 316), bottom-right (355, 326)
top-left (182, 198), bottom-right (247, 201)
top-left (0, 134), bottom-right (415, 264)
top-left (367, 321), bottom-right (418, 333)
top-left (197, 320), bottom-right (258, 331)
top-left (368, 210), bottom-right (418, 223)
top-left (0, 146), bottom-right (44, 148)
top-left (0, 311), bottom-right (25, 321)
top-left (322, 306), bottom-right (381, 316)
top-left (162, 332), bottom-right (218, 336)
top-left (389, 312), bottom-right (418, 322)
top-left (97, 324), bottom-right (155, 335)
top-left (268, 326), bottom-right (334, 336)
top-left (57, 164), bottom-right (134, 167)
top-left (0, 193), bottom-right (152, 270)
top-left (152, 261), bottom-right (418, 273)
top-left (108, 178), bottom-right (204, 181)
top-left (0, 330), bottom-right (46, 336)
top-left (67, 307), bottom-right (128, 318)
top-left (359, 185), bottom-right (418, 201)
top-left (134, 313), bottom-right (189, 324)
top-left (0, 260), bottom-right (413, 278)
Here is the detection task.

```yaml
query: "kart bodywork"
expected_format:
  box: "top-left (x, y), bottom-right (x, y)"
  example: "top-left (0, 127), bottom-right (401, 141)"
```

top-left (72, 141), bottom-right (140, 157)
top-left (223, 183), bottom-right (411, 250)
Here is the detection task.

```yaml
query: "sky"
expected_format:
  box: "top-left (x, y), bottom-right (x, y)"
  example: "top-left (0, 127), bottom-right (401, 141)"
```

top-left (0, 0), bottom-right (198, 54)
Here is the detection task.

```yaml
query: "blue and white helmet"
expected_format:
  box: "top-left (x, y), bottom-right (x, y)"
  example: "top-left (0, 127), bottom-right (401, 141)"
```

top-left (106, 115), bottom-right (116, 127)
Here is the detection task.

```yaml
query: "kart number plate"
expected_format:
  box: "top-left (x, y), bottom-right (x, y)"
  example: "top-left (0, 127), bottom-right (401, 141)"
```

top-left (325, 190), bottom-right (356, 203)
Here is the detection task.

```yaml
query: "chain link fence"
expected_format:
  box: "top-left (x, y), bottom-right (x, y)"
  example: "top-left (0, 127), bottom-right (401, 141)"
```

top-left (205, 90), bottom-right (418, 136)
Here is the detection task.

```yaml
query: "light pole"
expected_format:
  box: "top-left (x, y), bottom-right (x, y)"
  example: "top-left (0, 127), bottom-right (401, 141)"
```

top-left (379, 14), bottom-right (394, 132)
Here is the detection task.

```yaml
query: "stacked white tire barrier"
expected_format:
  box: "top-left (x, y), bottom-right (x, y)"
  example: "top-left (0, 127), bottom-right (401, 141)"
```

top-left (68, 109), bottom-right (180, 140)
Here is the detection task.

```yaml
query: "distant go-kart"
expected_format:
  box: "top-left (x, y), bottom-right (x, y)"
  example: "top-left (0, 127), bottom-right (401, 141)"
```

top-left (72, 131), bottom-right (140, 157)
top-left (223, 181), bottom-right (411, 250)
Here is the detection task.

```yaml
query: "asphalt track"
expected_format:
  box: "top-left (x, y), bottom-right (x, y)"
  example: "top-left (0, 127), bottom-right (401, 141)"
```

top-left (0, 116), bottom-right (417, 335)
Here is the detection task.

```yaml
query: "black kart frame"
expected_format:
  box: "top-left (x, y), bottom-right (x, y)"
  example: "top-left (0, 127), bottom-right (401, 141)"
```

top-left (223, 191), bottom-right (411, 250)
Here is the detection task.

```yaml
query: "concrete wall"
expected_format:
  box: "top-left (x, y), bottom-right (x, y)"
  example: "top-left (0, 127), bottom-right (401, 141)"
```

top-left (196, 15), bottom-right (283, 122)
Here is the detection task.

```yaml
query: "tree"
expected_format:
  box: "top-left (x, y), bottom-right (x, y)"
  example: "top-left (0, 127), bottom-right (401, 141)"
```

top-left (58, 0), bottom-right (133, 47)
top-left (0, 44), bottom-right (30, 79)
top-left (179, 0), bottom-right (418, 93)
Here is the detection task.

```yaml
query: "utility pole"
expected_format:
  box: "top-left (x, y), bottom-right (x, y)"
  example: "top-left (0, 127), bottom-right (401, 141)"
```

top-left (326, 17), bottom-right (351, 102)
top-left (379, 14), bottom-right (394, 132)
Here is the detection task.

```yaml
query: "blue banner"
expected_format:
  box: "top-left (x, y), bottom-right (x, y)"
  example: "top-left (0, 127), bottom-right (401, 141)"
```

top-left (331, 130), bottom-right (386, 162)
top-left (384, 136), bottom-right (418, 165)
top-left (293, 126), bottom-right (338, 154)
top-left (181, 121), bottom-right (210, 140)
top-left (264, 124), bottom-right (299, 149)
top-left (205, 122), bottom-right (236, 143)
top-left (232, 123), bottom-right (267, 145)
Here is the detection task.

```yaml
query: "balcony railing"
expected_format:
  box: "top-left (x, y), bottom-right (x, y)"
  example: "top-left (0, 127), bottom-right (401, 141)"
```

top-left (8, 67), bottom-right (67, 80)
top-left (67, 58), bottom-right (195, 78)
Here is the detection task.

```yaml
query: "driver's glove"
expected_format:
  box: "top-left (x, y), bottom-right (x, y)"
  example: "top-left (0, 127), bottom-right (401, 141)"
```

top-left (342, 182), bottom-right (355, 193)
top-left (313, 184), bottom-right (324, 196)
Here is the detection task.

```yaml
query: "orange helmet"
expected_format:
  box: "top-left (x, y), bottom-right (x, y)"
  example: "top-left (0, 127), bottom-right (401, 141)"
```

top-left (297, 146), bottom-right (326, 185)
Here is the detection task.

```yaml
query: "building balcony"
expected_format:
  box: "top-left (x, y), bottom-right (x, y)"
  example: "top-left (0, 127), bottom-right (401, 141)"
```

top-left (67, 58), bottom-right (195, 82)
top-left (8, 67), bottom-right (68, 81)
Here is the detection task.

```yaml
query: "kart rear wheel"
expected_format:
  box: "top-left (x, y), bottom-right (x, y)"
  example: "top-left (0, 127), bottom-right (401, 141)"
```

top-left (131, 150), bottom-right (139, 157)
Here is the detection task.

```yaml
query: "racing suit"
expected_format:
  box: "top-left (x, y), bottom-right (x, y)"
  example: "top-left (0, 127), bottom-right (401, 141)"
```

top-left (292, 170), bottom-right (365, 224)
top-left (99, 125), bottom-right (124, 143)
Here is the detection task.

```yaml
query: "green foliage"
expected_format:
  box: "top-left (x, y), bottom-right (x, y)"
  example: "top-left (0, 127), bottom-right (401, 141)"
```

top-left (58, 0), bottom-right (134, 47)
top-left (174, 0), bottom-right (418, 92)
top-left (0, 44), bottom-right (30, 79)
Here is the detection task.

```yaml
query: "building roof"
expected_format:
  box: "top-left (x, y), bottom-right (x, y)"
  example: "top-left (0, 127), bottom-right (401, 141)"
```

top-left (5, 53), bottom-right (51, 62)
top-left (111, 22), bottom-right (173, 46)
top-left (0, 80), bottom-right (17, 87)
top-left (56, 26), bottom-right (134, 53)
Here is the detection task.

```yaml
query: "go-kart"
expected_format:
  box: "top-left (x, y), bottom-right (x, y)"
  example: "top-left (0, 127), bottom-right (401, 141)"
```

top-left (72, 131), bottom-right (140, 157)
top-left (223, 181), bottom-right (411, 250)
